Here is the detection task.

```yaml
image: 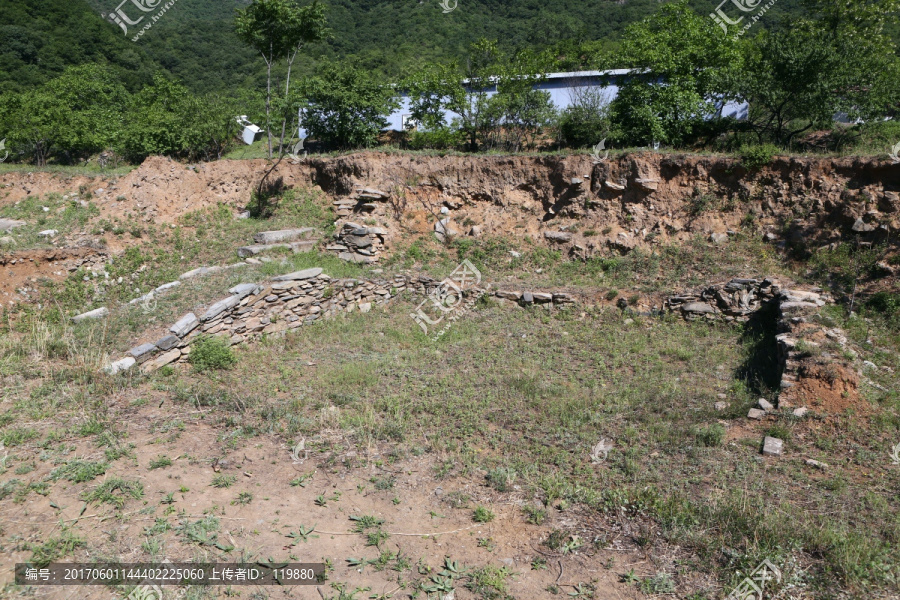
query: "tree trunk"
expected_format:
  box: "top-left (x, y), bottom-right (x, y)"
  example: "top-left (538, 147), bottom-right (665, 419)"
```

top-left (265, 43), bottom-right (273, 159)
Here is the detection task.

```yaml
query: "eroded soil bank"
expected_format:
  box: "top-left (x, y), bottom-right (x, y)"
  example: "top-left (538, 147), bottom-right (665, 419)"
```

top-left (1, 152), bottom-right (897, 256)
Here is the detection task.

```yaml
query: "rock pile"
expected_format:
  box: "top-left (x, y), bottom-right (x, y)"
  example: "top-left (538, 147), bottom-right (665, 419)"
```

top-left (333, 187), bottom-right (391, 218)
top-left (329, 222), bottom-right (388, 264)
top-left (666, 278), bottom-right (788, 322)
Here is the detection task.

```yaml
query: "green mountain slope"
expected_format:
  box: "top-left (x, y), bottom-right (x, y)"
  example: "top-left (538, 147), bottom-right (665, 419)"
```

top-left (0, 0), bottom-right (160, 92)
top-left (7, 0), bottom-right (810, 94)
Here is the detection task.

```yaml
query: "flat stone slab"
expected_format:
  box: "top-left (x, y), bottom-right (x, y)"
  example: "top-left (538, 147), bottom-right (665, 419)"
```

top-left (544, 231), bottom-right (573, 243)
top-left (338, 252), bottom-right (376, 264)
top-left (757, 398), bottom-right (774, 412)
top-left (202, 295), bottom-right (242, 321)
top-left (253, 228), bottom-right (315, 244)
top-left (496, 290), bottom-right (522, 301)
top-left (272, 268), bottom-right (323, 282)
top-left (237, 243), bottom-right (291, 258)
top-left (170, 312), bottom-right (199, 337)
top-left (522, 292), bottom-right (534, 304)
top-left (155, 281), bottom-right (181, 294)
top-left (343, 234), bottom-right (373, 248)
top-left (72, 307), bottom-right (109, 322)
top-left (0, 218), bottom-right (26, 233)
top-left (532, 292), bottom-right (553, 303)
top-left (682, 302), bottom-right (715, 314)
top-left (103, 357), bottom-right (135, 375)
top-left (228, 283), bottom-right (260, 298)
top-left (128, 342), bottom-right (157, 363)
top-left (37, 229), bottom-right (58, 238)
top-left (142, 349), bottom-right (181, 373)
top-left (154, 335), bottom-right (179, 351)
top-left (128, 292), bottom-right (154, 306)
top-left (780, 301), bottom-right (819, 312)
top-left (762, 436), bottom-right (783, 456)
top-left (747, 408), bottom-right (766, 420)
top-left (180, 267), bottom-right (211, 280)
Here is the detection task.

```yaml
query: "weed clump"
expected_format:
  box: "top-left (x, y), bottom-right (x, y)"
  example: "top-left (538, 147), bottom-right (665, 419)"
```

top-left (694, 424), bottom-right (726, 447)
top-left (189, 335), bottom-right (237, 372)
top-left (473, 505), bottom-right (495, 523)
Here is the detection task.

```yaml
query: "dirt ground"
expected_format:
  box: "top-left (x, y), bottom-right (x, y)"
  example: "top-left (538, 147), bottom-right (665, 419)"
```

top-left (0, 399), bottom-right (653, 600)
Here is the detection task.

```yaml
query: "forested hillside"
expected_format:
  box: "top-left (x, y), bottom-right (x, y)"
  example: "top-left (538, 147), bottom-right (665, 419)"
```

top-left (6, 0), bottom-right (811, 95)
top-left (0, 0), bottom-right (159, 92)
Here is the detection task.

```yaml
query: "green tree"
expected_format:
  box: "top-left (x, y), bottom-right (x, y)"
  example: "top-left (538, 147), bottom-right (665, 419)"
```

top-left (0, 90), bottom-right (53, 165)
top-left (42, 64), bottom-right (129, 162)
top-left (299, 61), bottom-right (399, 149)
top-left (235, 0), bottom-right (328, 158)
top-left (0, 65), bottom-right (128, 165)
top-left (405, 40), bottom-right (503, 151)
top-left (729, 0), bottom-right (900, 146)
top-left (118, 74), bottom-right (239, 162)
top-left (608, 0), bottom-right (742, 147)
top-left (487, 50), bottom-right (557, 152)
top-left (732, 28), bottom-right (843, 145)
top-left (558, 82), bottom-right (611, 148)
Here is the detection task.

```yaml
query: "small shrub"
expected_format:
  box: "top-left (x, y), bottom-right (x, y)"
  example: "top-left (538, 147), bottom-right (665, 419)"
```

top-left (189, 335), bottom-right (237, 372)
top-left (866, 291), bottom-right (899, 315)
top-left (640, 572), bottom-right (675, 594)
top-left (232, 491), bottom-right (253, 505)
top-left (765, 423), bottom-right (792, 442)
top-left (486, 467), bottom-right (516, 492)
top-left (473, 505), bottom-right (495, 523)
top-left (523, 504), bottom-right (548, 525)
top-left (694, 424), bottom-right (726, 447)
top-left (740, 144), bottom-right (779, 171)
